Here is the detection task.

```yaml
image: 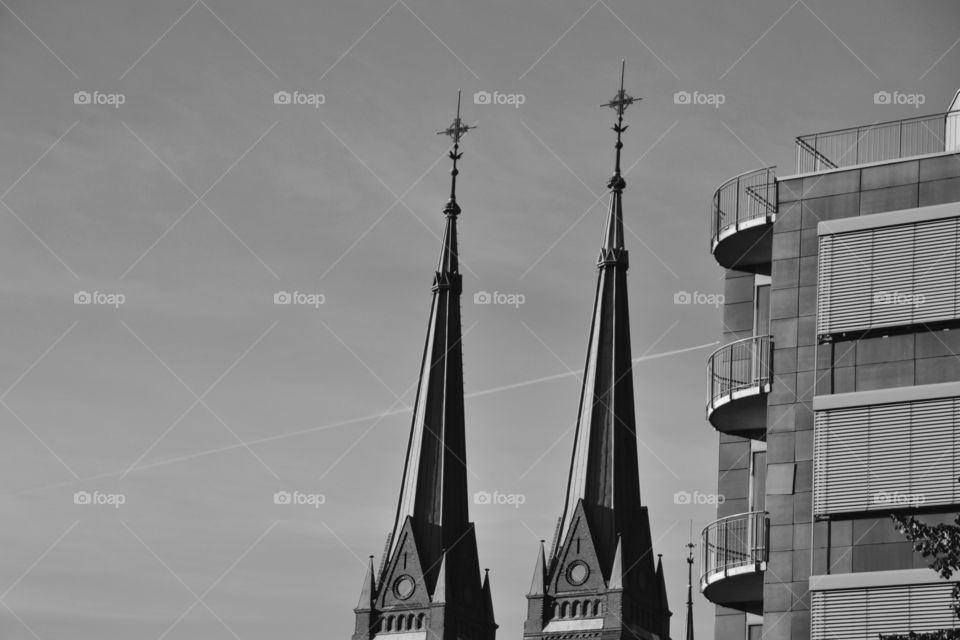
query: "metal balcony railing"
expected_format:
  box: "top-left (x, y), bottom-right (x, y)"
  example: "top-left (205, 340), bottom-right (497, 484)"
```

top-left (701, 511), bottom-right (769, 587)
top-left (796, 109), bottom-right (960, 173)
top-left (710, 167), bottom-right (777, 252)
top-left (706, 335), bottom-right (773, 413)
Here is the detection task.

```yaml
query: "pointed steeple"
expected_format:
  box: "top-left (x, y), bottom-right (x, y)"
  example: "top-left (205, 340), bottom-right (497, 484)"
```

top-left (524, 62), bottom-right (668, 640)
top-left (433, 551), bottom-right (447, 604)
top-left (528, 540), bottom-right (546, 595)
top-left (657, 553), bottom-right (669, 607)
top-left (608, 535), bottom-right (624, 589)
top-left (387, 91), bottom-right (476, 580)
top-left (356, 556), bottom-right (376, 609)
top-left (556, 59), bottom-right (644, 572)
top-left (482, 568), bottom-right (496, 624)
top-left (354, 94), bottom-right (495, 640)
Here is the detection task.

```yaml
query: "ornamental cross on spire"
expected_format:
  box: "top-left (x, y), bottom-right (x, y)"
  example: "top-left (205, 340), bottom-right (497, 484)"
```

top-left (602, 60), bottom-right (639, 117)
top-left (437, 90), bottom-right (476, 214)
top-left (601, 60), bottom-right (640, 189)
top-left (438, 90), bottom-right (476, 145)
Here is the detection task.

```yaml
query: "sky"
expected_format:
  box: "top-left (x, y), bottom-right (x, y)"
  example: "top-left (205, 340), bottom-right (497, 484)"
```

top-left (0, 0), bottom-right (957, 638)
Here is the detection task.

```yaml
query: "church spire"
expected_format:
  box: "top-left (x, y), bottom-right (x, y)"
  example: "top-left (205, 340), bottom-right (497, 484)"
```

top-left (354, 93), bottom-right (495, 640)
top-left (555, 59), bottom-right (643, 569)
top-left (524, 61), bottom-right (670, 640)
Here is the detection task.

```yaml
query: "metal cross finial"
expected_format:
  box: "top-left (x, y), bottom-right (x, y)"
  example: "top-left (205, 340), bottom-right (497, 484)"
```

top-left (437, 90), bottom-right (476, 214)
top-left (602, 60), bottom-right (639, 117)
top-left (437, 89), bottom-right (476, 146)
top-left (602, 60), bottom-right (639, 189)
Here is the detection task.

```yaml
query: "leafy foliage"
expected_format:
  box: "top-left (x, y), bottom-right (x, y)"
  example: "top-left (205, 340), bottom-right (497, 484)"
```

top-left (892, 513), bottom-right (960, 617)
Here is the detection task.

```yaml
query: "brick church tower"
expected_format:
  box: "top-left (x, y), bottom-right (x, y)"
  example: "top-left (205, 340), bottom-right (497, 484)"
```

top-left (351, 93), bottom-right (497, 640)
top-left (522, 62), bottom-right (671, 640)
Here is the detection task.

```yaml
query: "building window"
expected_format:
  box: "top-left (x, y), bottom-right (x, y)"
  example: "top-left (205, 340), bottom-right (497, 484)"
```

top-left (754, 275), bottom-right (771, 337)
top-left (749, 441), bottom-right (767, 514)
top-left (817, 209), bottom-right (960, 339)
top-left (814, 387), bottom-right (960, 516)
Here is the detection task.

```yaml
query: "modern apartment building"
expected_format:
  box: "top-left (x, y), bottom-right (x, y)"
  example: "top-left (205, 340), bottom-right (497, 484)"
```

top-left (702, 91), bottom-right (960, 639)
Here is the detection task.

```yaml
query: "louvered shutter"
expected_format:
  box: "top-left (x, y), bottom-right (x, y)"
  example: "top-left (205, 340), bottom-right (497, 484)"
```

top-left (812, 583), bottom-right (959, 640)
top-left (814, 396), bottom-right (960, 516)
top-left (817, 216), bottom-right (960, 337)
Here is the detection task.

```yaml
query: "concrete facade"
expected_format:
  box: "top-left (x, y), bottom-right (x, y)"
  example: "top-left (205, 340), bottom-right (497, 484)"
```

top-left (707, 149), bottom-right (960, 639)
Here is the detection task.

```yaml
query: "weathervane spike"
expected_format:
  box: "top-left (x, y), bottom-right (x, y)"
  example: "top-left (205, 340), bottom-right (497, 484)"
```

top-left (437, 90), bottom-right (476, 216)
top-left (602, 60), bottom-right (639, 190)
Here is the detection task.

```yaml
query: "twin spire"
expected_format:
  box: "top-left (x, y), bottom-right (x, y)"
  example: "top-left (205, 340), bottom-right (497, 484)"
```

top-left (356, 64), bottom-right (678, 640)
top-left (523, 61), bottom-right (671, 640)
top-left (352, 91), bottom-right (495, 640)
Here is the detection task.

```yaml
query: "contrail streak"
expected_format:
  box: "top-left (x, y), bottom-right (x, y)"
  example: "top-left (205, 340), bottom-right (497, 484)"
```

top-left (0, 340), bottom-right (718, 497)
top-left (465, 340), bottom-right (719, 398)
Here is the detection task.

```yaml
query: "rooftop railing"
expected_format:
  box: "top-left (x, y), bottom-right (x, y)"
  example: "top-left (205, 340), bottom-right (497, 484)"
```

top-left (796, 109), bottom-right (960, 173)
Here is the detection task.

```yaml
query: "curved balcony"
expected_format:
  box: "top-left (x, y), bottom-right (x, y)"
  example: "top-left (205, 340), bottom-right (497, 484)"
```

top-left (710, 167), bottom-right (777, 273)
top-left (706, 335), bottom-right (772, 439)
top-left (701, 511), bottom-right (769, 615)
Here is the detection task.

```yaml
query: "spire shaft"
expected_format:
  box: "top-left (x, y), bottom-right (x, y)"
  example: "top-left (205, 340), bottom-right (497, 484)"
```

top-left (388, 93), bottom-right (478, 568)
top-left (524, 63), bottom-right (668, 640)
top-left (686, 525), bottom-right (696, 640)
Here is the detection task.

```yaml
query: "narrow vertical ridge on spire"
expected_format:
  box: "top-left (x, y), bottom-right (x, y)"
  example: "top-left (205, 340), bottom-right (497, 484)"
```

top-left (685, 527), bottom-right (696, 640)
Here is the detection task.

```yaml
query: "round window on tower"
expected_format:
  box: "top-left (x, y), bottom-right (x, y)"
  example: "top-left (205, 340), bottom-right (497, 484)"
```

top-left (393, 575), bottom-right (416, 600)
top-left (566, 560), bottom-right (590, 586)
